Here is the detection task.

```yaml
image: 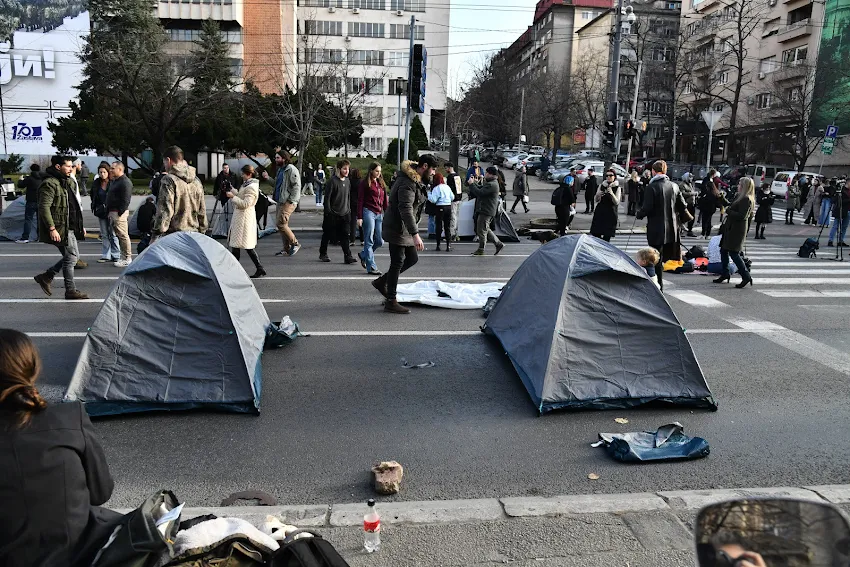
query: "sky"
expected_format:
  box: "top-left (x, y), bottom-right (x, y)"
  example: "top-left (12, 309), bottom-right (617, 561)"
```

top-left (447, 0), bottom-right (540, 99)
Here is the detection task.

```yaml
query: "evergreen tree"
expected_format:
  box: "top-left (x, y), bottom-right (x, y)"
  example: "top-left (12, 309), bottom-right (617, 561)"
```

top-left (409, 116), bottom-right (429, 152)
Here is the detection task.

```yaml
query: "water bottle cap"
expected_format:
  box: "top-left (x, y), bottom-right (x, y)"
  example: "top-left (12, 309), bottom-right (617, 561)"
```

top-left (367, 499), bottom-right (376, 507)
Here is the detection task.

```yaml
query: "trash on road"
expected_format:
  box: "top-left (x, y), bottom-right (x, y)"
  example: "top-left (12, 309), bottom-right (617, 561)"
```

top-left (401, 358), bottom-right (435, 369)
top-left (595, 422), bottom-right (710, 463)
top-left (265, 315), bottom-right (302, 350)
top-left (614, 417), bottom-right (629, 424)
top-left (587, 473), bottom-right (600, 480)
top-left (372, 461), bottom-right (404, 495)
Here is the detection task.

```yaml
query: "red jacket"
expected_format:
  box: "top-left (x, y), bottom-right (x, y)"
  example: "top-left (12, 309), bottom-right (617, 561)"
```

top-left (357, 177), bottom-right (389, 219)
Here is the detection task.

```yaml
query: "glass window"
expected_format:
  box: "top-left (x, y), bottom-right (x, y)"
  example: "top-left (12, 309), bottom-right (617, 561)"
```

top-left (756, 93), bottom-right (772, 109)
top-left (306, 21), bottom-right (343, 35)
top-left (360, 107), bottom-right (383, 124)
top-left (759, 56), bottom-right (777, 74)
top-left (388, 51), bottom-right (409, 67)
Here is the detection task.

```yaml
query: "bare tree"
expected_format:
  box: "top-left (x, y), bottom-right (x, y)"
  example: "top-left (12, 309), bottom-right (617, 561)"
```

top-left (571, 48), bottom-right (608, 133)
top-left (525, 64), bottom-right (576, 153)
top-left (461, 51), bottom-right (519, 143)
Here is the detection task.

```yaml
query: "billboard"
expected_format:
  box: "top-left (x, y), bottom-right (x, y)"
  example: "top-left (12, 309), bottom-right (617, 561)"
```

top-left (0, 1), bottom-right (89, 155)
top-left (811, 0), bottom-right (850, 135)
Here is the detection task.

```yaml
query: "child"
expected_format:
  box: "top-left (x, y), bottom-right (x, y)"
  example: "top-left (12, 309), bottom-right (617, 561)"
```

top-left (636, 247), bottom-right (661, 289)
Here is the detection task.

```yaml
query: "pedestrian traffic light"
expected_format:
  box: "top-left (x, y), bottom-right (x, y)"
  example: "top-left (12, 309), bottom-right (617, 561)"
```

top-left (603, 120), bottom-right (617, 147)
top-left (716, 137), bottom-right (726, 154)
top-left (410, 44), bottom-right (426, 113)
top-left (624, 120), bottom-right (634, 140)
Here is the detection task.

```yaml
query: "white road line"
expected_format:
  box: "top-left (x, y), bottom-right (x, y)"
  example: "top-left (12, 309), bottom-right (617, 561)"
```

top-left (747, 262), bottom-right (839, 266)
top-left (26, 332), bottom-right (88, 338)
top-left (758, 290), bottom-right (850, 298)
top-left (746, 278), bottom-right (850, 285)
top-left (751, 269), bottom-right (850, 274)
top-left (0, 276), bottom-right (509, 282)
top-left (0, 299), bottom-right (292, 303)
top-left (666, 290), bottom-right (731, 308)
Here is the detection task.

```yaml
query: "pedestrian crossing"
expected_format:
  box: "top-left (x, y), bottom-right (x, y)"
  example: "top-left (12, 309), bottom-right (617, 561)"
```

top-left (604, 234), bottom-right (849, 300)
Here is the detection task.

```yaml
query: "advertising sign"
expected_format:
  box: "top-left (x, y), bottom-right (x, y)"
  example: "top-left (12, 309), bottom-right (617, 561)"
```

top-left (811, 0), bottom-right (850, 135)
top-left (0, 2), bottom-right (89, 155)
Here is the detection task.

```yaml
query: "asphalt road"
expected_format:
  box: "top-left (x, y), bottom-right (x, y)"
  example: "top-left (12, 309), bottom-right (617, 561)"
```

top-left (2, 165), bottom-right (849, 509)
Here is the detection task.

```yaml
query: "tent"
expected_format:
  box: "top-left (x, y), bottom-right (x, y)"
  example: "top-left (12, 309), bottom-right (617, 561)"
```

top-left (456, 199), bottom-right (520, 242)
top-left (0, 195), bottom-right (26, 241)
top-left (483, 234), bottom-right (716, 414)
top-left (64, 231), bottom-right (270, 416)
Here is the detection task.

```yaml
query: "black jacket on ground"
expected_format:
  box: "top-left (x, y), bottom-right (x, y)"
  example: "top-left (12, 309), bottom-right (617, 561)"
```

top-left (0, 402), bottom-right (121, 567)
top-left (17, 172), bottom-right (43, 203)
top-left (104, 174), bottom-right (133, 214)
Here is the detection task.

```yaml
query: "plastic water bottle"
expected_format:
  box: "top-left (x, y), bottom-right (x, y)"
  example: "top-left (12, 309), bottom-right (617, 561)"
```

top-left (363, 499), bottom-right (381, 553)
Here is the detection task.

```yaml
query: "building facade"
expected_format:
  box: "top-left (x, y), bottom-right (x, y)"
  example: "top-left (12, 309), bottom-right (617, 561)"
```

top-left (295, 0), bottom-right (449, 157)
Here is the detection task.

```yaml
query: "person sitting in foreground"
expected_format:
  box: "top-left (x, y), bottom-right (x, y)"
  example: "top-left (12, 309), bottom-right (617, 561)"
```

top-left (635, 247), bottom-right (661, 288)
top-left (0, 329), bottom-right (122, 567)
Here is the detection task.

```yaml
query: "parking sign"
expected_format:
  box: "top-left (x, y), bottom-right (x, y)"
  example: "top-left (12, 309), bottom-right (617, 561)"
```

top-left (826, 125), bottom-right (839, 139)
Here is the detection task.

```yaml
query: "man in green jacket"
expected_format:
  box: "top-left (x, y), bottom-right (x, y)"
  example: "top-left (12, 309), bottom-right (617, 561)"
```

top-left (33, 156), bottom-right (89, 300)
top-left (469, 166), bottom-right (504, 256)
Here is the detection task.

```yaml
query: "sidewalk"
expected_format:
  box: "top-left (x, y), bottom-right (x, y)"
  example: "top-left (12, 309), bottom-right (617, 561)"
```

top-left (118, 485), bottom-right (850, 566)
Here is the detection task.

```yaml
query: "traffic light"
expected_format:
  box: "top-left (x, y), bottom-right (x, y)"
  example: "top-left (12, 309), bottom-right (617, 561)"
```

top-left (716, 137), bottom-right (726, 155)
top-left (410, 44), bottom-right (427, 113)
top-left (603, 120), bottom-right (617, 147)
top-left (624, 120), bottom-right (634, 140)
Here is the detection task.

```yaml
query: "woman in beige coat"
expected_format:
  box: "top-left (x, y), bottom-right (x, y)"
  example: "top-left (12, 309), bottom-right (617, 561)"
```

top-left (226, 164), bottom-right (265, 278)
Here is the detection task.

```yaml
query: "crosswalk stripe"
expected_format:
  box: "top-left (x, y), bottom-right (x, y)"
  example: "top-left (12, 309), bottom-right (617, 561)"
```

top-left (758, 290), bottom-right (850, 298)
top-left (744, 278), bottom-right (850, 285)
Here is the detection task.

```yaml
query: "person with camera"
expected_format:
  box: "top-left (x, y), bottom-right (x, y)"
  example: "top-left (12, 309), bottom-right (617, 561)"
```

top-left (589, 170), bottom-right (621, 242)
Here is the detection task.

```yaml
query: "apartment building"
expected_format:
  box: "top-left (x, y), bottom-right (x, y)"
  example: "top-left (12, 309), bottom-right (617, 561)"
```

top-left (296, 0), bottom-right (449, 156)
top-left (675, 0), bottom-right (848, 168)
top-left (157, 0), bottom-right (297, 93)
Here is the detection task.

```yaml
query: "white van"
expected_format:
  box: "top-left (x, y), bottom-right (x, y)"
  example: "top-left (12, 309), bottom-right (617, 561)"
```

top-left (770, 171), bottom-right (823, 199)
top-left (745, 164), bottom-right (781, 189)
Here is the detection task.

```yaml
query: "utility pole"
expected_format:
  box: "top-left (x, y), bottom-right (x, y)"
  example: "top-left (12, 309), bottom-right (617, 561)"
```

top-left (607, 0), bottom-right (635, 162)
top-left (624, 61), bottom-right (642, 171)
top-left (402, 15), bottom-right (415, 162)
top-left (396, 77), bottom-right (404, 169)
top-left (518, 88), bottom-right (525, 148)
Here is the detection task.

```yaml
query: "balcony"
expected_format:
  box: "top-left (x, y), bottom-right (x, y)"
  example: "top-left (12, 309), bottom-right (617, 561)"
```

top-left (694, 0), bottom-right (722, 13)
top-left (774, 60), bottom-right (810, 81)
top-left (777, 18), bottom-right (812, 41)
top-left (690, 52), bottom-right (717, 71)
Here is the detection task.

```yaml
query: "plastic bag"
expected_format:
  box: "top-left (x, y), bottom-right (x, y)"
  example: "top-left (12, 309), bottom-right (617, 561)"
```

top-left (523, 195), bottom-right (530, 203)
top-left (264, 316), bottom-right (302, 350)
top-left (595, 423), bottom-right (710, 463)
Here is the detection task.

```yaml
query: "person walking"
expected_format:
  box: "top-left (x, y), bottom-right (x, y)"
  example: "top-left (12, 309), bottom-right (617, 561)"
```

top-left (626, 170), bottom-right (640, 216)
top-left (315, 166), bottom-right (326, 205)
top-left (551, 168), bottom-right (575, 236)
top-left (263, 151), bottom-right (302, 257)
top-left (510, 166), bottom-right (530, 214)
top-left (713, 177), bottom-right (755, 288)
top-left (372, 154), bottom-right (437, 314)
top-left (152, 145), bottom-right (208, 237)
top-left (319, 159), bottom-right (357, 264)
top-left (16, 164), bottom-right (43, 243)
top-left (90, 165), bottom-right (119, 262)
top-left (582, 168), bottom-right (598, 214)
top-left (32, 156), bottom-right (88, 300)
top-left (79, 160), bottom-right (90, 196)
top-left (428, 172), bottom-right (454, 251)
top-left (469, 166), bottom-right (505, 256)
top-left (445, 162), bottom-right (463, 242)
top-left (679, 172), bottom-right (697, 237)
top-left (803, 176), bottom-right (822, 225)
top-left (357, 161), bottom-right (389, 275)
top-left (589, 170), bottom-right (621, 242)
top-left (698, 179), bottom-right (725, 239)
top-left (754, 184), bottom-right (775, 239)
top-left (785, 181), bottom-right (800, 224)
top-left (226, 164), bottom-right (265, 278)
top-left (105, 162), bottom-right (133, 268)
top-left (636, 160), bottom-right (686, 292)
top-left (348, 167), bottom-right (363, 246)
top-left (827, 179), bottom-right (850, 247)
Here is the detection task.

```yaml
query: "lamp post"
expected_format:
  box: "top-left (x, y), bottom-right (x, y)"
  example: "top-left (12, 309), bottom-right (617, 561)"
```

top-left (608, 1), bottom-right (637, 162)
top-left (396, 77), bottom-right (406, 169)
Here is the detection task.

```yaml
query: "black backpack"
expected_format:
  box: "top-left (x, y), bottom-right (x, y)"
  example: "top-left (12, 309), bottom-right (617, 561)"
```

top-left (271, 532), bottom-right (350, 567)
top-left (798, 237), bottom-right (819, 258)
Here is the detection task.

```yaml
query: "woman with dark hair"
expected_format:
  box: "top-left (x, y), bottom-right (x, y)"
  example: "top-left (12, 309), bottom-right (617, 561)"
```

top-left (357, 161), bottom-right (390, 275)
top-left (91, 164), bottom-right (120, 263)
top-left (0, 329), bottom-right (121, 567)
top-left (226, 164), bottom-right (265, 278)
top-left (348, 167), bottom-right (363, 246)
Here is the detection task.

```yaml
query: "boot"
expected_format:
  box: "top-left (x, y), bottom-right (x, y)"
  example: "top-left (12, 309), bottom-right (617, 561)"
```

top-left (250, 267), bottom-right (267, 279)
top-left (75, 259), bottom-right (88, 269)
top-left (384, 299), bottom-right (411, 314)
top-left (344, 257), bottom-right (359, 265)
top-left (371, 276), bottom-right (389, 298)
top-left (34, 271), bottom-right (54, 296)
top-left (65, 289), bottom-right (89, 300)
top-left (494, 242), bottom-right (505, 256)
top-left (435, 244), bottom-right (442, 251)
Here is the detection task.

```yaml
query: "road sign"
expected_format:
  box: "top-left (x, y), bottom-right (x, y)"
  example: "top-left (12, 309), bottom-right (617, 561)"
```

top-left (822, 139), bottom-right (834, 155)
top-left (826, 125), bottom-right (839, 139)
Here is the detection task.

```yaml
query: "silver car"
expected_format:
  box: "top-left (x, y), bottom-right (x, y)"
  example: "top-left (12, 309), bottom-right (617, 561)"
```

top-left (573, 161), bottom-right (628, 189)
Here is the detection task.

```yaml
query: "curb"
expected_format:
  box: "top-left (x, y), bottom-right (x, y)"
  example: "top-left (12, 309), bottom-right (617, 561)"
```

top-left (114, 485), bottom-right (850, 528)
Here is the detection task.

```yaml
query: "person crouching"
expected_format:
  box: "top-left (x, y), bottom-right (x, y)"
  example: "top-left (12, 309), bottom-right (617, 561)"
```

top-left (636, 247), bottom-right (661, 289)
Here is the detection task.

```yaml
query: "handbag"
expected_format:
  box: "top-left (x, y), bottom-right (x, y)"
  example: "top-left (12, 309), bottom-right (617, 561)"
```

top-left (523, 195), bottom-right (529, 203)
top-left (91, 490), bottom-right (181, 567)
top-left (424, 199), bottom-right (438, 215)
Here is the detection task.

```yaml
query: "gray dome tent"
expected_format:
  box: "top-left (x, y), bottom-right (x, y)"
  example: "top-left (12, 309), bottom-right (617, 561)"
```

top-left (0, 195), bottom-right (26, 240)
top-left (483, 234), bottom-right (716, 414)
top-left (65, 231), bottom-right (270, 416)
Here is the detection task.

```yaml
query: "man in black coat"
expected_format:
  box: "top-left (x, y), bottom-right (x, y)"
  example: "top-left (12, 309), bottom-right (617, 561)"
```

top-left (16, 163), bottom-right (43, 242)
top-left (583, 168), bottom-right (599, 214)
top-left (636, 160), bottom-right (685, 292)
top-left (214, 164), bottom-right (238, 205)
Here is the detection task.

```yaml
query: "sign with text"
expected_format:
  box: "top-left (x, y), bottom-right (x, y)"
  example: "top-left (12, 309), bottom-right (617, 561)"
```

top-left (0, 2), bottom-right (89, 155)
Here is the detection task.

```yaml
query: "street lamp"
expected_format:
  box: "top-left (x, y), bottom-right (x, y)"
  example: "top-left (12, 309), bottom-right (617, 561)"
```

top-left (395, 77), bottom-right (407, 168)
top-left (608, 1), bottom-right (637, 162)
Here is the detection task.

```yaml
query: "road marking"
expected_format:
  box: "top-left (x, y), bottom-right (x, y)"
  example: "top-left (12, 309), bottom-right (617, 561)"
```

top-left (758, 290), bottom-right (850, 298)
top-left (26, 332), bottom-right (88, 338)
top-left (666, 290), bottom-right (730, 308)
top-left (744, 278), bottom-right (850, 285)
top-left (0, 276), bottom-right (510, 282)
top-left (0, 299), bottom-right (292, 303)
top-left (751, 269), bottom-right (850, 274)
top-left (748, 262), bottom-right (838, 266)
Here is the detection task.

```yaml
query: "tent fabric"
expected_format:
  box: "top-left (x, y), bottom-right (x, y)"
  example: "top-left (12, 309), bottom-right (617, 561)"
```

top-left (64, 231), bottom-right (270, 416)
top-left (208, 199), bottom-right (233, 239)
top-left (396, 281), bottom-right (504, 309)
top-left (483, 234), bottom-right (716, 414)
top-left (0, 195), bottom-right (26, 241)
top-left (456, 199), bottom-right (520, 242)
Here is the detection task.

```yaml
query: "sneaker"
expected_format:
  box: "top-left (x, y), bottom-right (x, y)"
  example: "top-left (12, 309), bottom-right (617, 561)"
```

top-left (828, 241), bottom-right (834, 247)
top-left (15, 239), bottom-right (29, 244)
top-left (471, 249), bottom-right (485, 256)
top-left (367, 270), bottom-right (383, 276)
top-left (358, 251), bottom-right (366, 269)
top-left (344, 257), bottom-right (359, 265)
top-left (494, 243), bottom-right (504, 256)
top-left (288, 244), bottom-right (301, 256)
top-left (65, 289), bottom-right (89, 300)
top-left (446, 246), bottom-right (453, 252)
top-left (319, 255), bottom-right (331, 263)
top-left (384, 299), bottom-right (411, 314)
top-left (113, 259), bottom-right (131, 268)
top-left (97, 258), bottom-right (111, 263)
top-left (75, 259), bottom-right (88, 269)
top-left (34, 272), bottom-right (53, 296)
top-left (840, 242), bottom-right (849, 247)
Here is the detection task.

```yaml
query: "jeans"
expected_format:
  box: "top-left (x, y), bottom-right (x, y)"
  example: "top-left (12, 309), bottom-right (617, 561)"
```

top-left (314, 181), bottom-right (323, 204)
top-left (707, 261), bottom-right (737, 275)
top-left (21, 201), bottom-right (38, 240)
top-left (721, 248), bottom-right (750, 280)
top-left (475, 215), bottom-right (502, 251)
top-left (385, 243), bottom-right (418, 300)
top-left (829, 214), bottom-right (850, 243)
top-left (359, 209), bottom-right (383, 272)
top-left (47, 232), bottom-right (79, 292)
top-left (450, 201), bottom-right (460, 239)
top-left (434, 205), bottom-right (452, 245)
top-left (109, 210), bottom-right (131, 260)
top-left (98, 216), bottom-right (120, 260)
top-left (819, 198), bottom-right (832, 227)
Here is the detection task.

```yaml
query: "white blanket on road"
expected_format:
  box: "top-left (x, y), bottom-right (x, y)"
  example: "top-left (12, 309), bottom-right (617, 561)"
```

top-left (396, 280), bottom-right (504, 309)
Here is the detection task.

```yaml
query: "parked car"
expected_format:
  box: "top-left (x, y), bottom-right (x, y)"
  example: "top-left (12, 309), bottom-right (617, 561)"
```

top-left (548, 158), bottom-right (586, 182)
top-left (1, 178), bottom-right (16, 201)
top-left (574, 161), bottom-right (628, 189)
top-left (575, 149), bottom-right (604, 159)
top-left (746, 164), bottom-right (782, 189)
top-left (525, 157), bottom-right (543, 175)
top-left (503, 153), bottom-right (529, 169)
top-left (530, 145), bottom-right (545, 154)
top-left (493, 149), bottom-right (519, 166)
top-left (770, 171), bottom-right (823, 199)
